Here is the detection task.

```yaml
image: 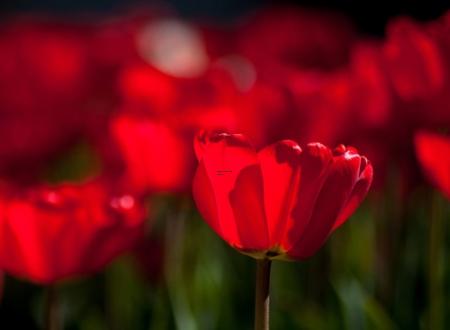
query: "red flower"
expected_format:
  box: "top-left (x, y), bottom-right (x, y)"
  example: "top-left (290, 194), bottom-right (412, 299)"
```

top-left (382, 16), bottom-right (450, 127)
top-left (192, 131), bottom-right (373, 260)
top-left (0, 20), bottom-right (95, 180)
top-left (415, 131), bottom-right (450, 200)
top-left (384, 18), bottom-right (445, 102)
top-left (237, 7), bottom-right (356, 83)
top-left (110, 114), bottom-right (194, 194)
top-left (286, 70), bottom-right (353, 147)
top-left (349, 42), bottom-right (392, 129)
top-left (0, 180), bottom-right (146, 284)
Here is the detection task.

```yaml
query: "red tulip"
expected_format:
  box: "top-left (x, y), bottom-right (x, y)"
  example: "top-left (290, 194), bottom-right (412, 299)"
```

top-left (192, 131), bottom-right (373, 260)
top-left (0, 180), bottom-right (146, 284)
top-left (237, 7), bottom-right (356, 83)
top-left (383, 19), bottom-right (444, 102)
top-left (287, 70), bottom-right (353, 147)
top-left (0, 19), bottom-right (95, 180)
top-left (349, 42), bottom-right (392, 129)
top-left (110, 114), bottom-right (194, 193)
top-left (382, 17), bottom-right (450, 127)
top-left (415, 131), bottom-right (450, 200)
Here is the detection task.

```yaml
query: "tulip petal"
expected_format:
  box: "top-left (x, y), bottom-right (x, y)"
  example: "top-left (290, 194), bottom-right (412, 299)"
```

top-left (258, 140), bottom-right (303, 246)
top-left (279, 143), bottom-right (333, 252)
top-left (230, 165), bottom-right (269, 251)
top-left (192, 161), bottom-right (222, 237)
top-left (193, 132), bottom-right (268, 250)
top-left (287, 149), bottom-right (361, 259)
top-left (333, 157), bottom-right (373, 230)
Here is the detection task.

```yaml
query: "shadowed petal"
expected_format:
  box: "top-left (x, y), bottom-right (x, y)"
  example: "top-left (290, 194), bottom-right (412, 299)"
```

top-left (230, 165), bottom-right (269, 251)
top-left (192, 161), bottom-right (221, 238)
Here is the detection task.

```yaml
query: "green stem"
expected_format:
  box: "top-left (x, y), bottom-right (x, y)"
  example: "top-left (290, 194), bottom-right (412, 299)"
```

top-left (164, 201), bottom-right (196, 330)
top-left (45, 285), bottom-right (59, 330)
top-left (428, 193), bottom-right (443, 330)
top-left (254, 259), bottom-right (272, 330)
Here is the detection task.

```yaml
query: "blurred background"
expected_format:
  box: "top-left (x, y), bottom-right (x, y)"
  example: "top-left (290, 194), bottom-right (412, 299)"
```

top-left (0, 0), bottom-right (449, 329)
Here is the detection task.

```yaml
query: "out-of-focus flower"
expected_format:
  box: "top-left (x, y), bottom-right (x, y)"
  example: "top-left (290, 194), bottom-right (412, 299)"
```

top-left (349, 42), bottom-right (392, 129)
top-left (237, 7), bottom-right (356, 83)
top-left (110, 114), bottom-right (194, 194)
top-left (423, 12), bottom-right (450, 127)
top-left (286, 70), bottom-right (353, 147)
top-left (414, 131), bottom-right (450, 200)
top-left (344, 14), bottom-right (450, 191)
top-left (0, 20), bottom-right (94, 180)
top-left (384, 18), bottom-right (445, 102)
top-left (383, 17), bottom-right (450, 127)
top-left (0, 180), bottom-right (146, 284)
top-left (192, 131), bottom-right (372, 260)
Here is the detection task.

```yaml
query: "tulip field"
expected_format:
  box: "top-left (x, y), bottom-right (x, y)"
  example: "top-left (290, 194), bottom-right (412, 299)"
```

top-left (0, 3), bottom-right (449, 330)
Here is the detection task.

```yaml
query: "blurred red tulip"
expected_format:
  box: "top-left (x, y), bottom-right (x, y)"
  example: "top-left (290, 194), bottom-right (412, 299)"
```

top-left (415, 131), bottom-right (450, 200)
top-left (0, 180), bottom-right (146, 284)
top-left (384, 18), bottom-right (445, 102)
top-left (383, 16), bottom-right (450, 127)
top-left (349, 42), bottom-right (393, 129)
top-left (0, 19), bottom-right (95, 179)
top-left (192, 131), bottom-right (373, 260)
top-left (287, 70), bottom-right (353, 147)
top-left (423, 12), bottom-right (450, 127)
top-left (118, 64), bottom-right (178, 116)
top-left (110, 114), bottom-right (194, 194)
top-left (238, 7), bottom-right (356, 83)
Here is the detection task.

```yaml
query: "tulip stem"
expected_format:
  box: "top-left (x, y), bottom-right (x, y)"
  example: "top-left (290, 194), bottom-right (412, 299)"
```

top-left (45, 285), bottom-right (59, 330)
top-left (254, 258), bottom-right (272, 330)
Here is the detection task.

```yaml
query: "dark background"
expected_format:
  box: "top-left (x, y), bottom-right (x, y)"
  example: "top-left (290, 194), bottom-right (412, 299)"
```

top-left (1, 0), bottom-right (449, 35)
